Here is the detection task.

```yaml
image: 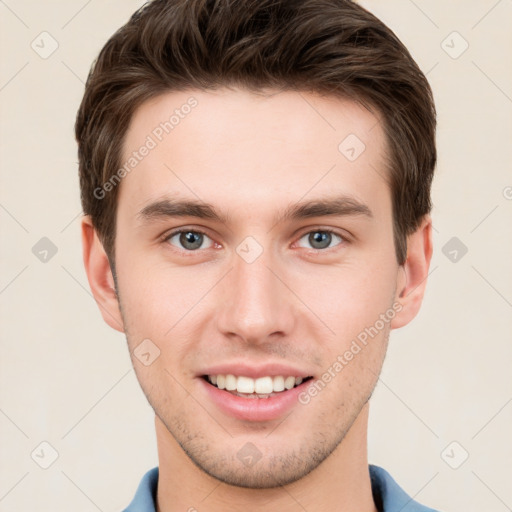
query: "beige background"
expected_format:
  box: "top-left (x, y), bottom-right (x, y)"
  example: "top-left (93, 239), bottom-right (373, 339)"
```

top-left (1, 1), bottom-right (511, 510)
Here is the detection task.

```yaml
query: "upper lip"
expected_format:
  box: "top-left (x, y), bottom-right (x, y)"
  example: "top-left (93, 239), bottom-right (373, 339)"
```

top-left (198, 362), bottom-right (313, 379)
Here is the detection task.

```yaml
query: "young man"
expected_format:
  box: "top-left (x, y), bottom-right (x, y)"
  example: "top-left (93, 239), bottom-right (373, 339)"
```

top-left (76, 0), bottom-right (438, 510)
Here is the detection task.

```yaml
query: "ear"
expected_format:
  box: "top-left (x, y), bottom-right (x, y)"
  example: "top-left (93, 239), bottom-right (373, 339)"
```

top-left (81, 216), bottom-right (125, 333)
top-left (390, 215), bottom-right (433, 329)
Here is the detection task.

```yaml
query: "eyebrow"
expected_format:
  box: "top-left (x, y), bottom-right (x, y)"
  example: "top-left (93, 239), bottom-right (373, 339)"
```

top-left (136, 195), bottom-right (373, 226)
top-left (278, 196), bottom-right (373, 223)
top-left (137, 198), bottom-right (231, 225)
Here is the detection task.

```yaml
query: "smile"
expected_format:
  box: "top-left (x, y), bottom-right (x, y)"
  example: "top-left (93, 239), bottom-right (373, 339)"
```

top-left (200, 372), bottom-right (314, 421)
top-left (204, 374), bottom-right (312, 398)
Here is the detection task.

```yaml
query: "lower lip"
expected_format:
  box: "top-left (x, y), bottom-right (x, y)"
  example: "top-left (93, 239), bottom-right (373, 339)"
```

top-left (199, 377), bottom-right (311, 422)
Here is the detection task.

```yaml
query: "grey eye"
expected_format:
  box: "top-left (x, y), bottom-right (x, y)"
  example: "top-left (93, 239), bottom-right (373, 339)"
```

top-left (167, 231), bottom-right (213, 251)
top-left (297, 231), bottom-right (343, 250)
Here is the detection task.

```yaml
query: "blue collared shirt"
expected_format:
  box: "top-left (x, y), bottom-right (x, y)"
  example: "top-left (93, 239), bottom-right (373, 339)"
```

top-left (123, 464), bottom-right (440, 511)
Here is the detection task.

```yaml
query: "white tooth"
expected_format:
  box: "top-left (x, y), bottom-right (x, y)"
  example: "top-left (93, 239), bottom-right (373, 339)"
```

top-left (225, 374), bottom-right (237, 391)
top-left (273, 376), bottom-right (285, 392)
top-left (295, 377), bottom-right (303, 386)
top-left (210, 375), bottom-right (217, 385)
top-left (254, 376), bottom-right (273, 394)
top-left (217, 374), bottom-right (226, 389)
top-left (284, 376), bottom-right (295, 390)
top-left (236, 376), bottom-right (255, 393)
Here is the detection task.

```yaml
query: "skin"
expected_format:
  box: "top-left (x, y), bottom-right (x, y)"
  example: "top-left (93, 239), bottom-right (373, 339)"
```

top-left (82, 87), bottom-right (432, 511)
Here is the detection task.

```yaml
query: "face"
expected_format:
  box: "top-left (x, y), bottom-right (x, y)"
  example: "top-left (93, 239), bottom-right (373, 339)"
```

top-left (106, 88), bottom-right (406, 487)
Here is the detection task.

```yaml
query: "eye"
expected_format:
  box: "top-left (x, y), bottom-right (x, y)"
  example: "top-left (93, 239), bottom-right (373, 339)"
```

top-left (164, 229), bottom-right (215, 251)
top-left (296, 229), bottom-right (345, 250)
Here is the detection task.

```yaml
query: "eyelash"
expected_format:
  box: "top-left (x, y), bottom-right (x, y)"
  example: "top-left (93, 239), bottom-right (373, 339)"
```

top-left (161, 227), bottom-right (348, 254)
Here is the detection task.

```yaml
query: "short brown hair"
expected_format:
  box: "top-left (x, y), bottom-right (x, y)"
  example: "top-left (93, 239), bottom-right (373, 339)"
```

top-left (75, 0), bottom-right (436, 266)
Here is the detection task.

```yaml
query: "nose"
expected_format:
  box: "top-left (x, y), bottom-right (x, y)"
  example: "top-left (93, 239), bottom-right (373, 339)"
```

top-left (215, 247), bottom-right (296, 345)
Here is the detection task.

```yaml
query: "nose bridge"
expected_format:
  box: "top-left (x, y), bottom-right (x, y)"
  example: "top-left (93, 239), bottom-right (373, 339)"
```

top-left (216, 244), bottom-right (294, 342)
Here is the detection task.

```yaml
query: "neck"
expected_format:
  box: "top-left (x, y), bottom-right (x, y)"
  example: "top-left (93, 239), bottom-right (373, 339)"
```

top-left (155, 403), bottom-right (377, 512)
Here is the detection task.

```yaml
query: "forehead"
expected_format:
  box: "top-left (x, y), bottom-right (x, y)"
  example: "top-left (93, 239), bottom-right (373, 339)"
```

top-left (118, 88), bottom-right (389, 222)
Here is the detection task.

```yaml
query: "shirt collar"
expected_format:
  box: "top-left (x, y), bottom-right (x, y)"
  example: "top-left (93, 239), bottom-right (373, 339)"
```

top-left (123, 464), bottom-right (439, 512)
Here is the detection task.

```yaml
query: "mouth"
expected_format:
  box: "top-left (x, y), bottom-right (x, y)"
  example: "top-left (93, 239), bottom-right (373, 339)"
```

top-left (202, 374), bottom-right (314, 399)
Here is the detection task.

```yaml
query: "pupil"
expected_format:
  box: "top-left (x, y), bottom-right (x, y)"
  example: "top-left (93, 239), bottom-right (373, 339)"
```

top-left (310, 231), bottom-right (330, 249)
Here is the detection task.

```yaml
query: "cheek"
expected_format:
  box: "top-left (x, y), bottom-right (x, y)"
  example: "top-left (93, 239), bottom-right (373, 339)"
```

top-left (290, 260), bottom-right (397, 339)
top-left (115, 257), bottom-right (208, 346)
